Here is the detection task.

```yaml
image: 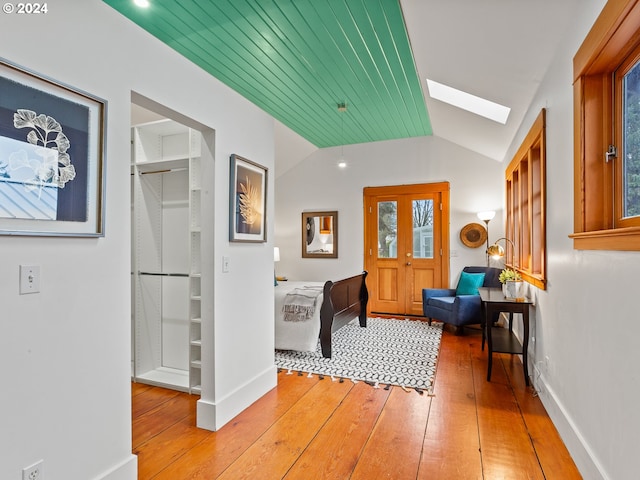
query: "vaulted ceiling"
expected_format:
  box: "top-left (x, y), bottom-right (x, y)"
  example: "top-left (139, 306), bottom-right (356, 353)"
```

top-left (104, 0), bottom-right (431, 148)
top-left (105, 0), bottom-right (583, 163)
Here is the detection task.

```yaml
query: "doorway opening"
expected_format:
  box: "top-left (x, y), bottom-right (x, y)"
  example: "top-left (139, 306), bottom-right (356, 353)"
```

top-left (130, 92), bottom-right (214, 396)
top-left (364, 182), bottom-right (450, 317)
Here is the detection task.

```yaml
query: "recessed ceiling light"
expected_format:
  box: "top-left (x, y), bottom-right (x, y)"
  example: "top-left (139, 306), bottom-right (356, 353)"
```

top-left (426, 79), bottom-right (510, 124)
top-left (337, 161), bottom-right (347, 168)
top-left (134, 0), bottom-right (150, 8)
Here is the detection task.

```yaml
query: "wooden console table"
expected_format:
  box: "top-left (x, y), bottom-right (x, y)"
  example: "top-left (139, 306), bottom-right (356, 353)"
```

top-left (478, 287), bottom-right (533, 386)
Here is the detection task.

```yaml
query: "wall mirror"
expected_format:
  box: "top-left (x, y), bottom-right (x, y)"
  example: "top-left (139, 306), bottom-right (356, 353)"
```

top-left (302, 211), bottom-right (338, 258)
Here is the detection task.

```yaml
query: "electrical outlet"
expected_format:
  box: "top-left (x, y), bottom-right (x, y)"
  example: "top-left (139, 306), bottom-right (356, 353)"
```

top-left (23, 460), bottom-right (43, 480)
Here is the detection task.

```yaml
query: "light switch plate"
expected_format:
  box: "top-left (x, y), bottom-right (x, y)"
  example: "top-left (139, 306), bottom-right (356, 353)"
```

top-left (19, 265), bottom-right (40, 294)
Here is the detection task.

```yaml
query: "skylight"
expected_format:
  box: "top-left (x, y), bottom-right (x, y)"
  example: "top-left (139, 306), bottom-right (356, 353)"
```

top-left (426, 79), bottom-right (510, 124)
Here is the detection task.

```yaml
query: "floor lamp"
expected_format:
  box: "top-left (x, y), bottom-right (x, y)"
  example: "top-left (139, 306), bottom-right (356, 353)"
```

top-left (477, 211), bottom-right (496, 266)
top-left (487, 237), bottom-right (517, 267)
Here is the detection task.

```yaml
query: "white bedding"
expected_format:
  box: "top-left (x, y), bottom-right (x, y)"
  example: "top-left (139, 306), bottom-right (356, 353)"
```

top-left (275, 281), bottom-right (324, 352)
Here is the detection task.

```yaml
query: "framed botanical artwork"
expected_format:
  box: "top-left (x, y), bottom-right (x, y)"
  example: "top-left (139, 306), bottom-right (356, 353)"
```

top-left (0, 58), bottom-right (107, 237)
top-left (229, 154), bottom-right (267, 242)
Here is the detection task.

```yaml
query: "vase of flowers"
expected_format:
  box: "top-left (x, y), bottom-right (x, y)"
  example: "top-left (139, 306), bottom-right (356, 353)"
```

top-left (499, 268), bottom-right (522, 298)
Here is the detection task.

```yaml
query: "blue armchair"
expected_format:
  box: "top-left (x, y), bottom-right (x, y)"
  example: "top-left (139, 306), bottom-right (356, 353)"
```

top-left (422, 266), bottom-right (502, 332)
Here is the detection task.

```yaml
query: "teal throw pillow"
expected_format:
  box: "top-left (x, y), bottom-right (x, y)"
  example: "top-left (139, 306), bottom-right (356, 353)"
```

top-left (456, 271), bottom-right (485, 295)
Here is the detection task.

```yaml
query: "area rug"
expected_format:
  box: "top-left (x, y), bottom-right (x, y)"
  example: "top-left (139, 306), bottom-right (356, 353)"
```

top-left (275, 317), bottom-right (443, 392)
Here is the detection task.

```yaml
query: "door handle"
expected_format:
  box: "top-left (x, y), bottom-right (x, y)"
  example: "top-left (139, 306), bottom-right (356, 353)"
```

top-left (406, 261), bottom-right (412, 266)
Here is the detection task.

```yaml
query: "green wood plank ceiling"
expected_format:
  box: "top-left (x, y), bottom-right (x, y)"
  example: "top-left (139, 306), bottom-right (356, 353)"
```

top-left (103, 0), bottom-right (432, 148)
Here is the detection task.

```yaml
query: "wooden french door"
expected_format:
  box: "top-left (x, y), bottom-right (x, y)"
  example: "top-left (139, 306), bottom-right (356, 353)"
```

top-left (364, 183), bottom-right (449, 317)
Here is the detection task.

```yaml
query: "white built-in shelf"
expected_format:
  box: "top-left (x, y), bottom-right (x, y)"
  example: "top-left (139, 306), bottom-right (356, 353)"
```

top-left (135, 158), bottom-right (188, 173)
top-left (132, 119), bottom-right (203, 397)
top-left (136, 367), bottom-right (189, 392)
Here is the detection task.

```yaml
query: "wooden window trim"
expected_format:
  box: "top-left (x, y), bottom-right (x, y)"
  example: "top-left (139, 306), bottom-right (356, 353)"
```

top-left (571, 0), bottom-right (640, 250)
top-left (505, 109), bottom-right (547, 290)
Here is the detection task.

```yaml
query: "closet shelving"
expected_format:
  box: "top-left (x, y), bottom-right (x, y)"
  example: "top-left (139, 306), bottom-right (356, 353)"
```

top-left (187, 128), bottom-right (202, 394)
top-left (131, 119), bottom-right (202, 394)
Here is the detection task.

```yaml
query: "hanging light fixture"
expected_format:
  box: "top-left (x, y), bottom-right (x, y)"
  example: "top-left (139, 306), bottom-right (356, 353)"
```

top-left (338, 102), bottom-right (347, 168)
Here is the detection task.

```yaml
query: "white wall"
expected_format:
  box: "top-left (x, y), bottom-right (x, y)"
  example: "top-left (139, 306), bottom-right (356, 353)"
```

top-left (503, 1), bottom-right (640, 479)
top-left (0, 1), bottom-right (276, 479)
top-left (274, 135), bottom-right (504, 286)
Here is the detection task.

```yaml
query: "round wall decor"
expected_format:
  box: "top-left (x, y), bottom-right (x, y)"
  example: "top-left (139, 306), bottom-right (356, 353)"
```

top-left (460, 222), bottom-right (487, 248)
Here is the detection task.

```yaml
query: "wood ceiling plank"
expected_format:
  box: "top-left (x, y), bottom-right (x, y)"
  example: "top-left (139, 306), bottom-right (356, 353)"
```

top-left (102, 0), bottom-right (432, 147)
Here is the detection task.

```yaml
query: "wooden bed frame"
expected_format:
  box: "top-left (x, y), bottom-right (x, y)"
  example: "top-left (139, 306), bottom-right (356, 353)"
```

top-left (318, 271), bottom-right (368, 358)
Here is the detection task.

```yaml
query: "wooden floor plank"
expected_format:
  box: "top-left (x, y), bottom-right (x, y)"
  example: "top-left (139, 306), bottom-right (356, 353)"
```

top-left (216, 377), bottom-right (353, 480)
top-left (419, 336), bottom-right (482, 479)
top-left (132, 327), bottom-right (583, 480)
top-left (150, 370), bottom-right (319, 480)
top-left (135, 416), bottom-right (211, 479)
top-left (132, 382), bottom-right (154, 397)
top-left (284, 381), bottom-right (391, 480)
top-left (503, 354), bottom-right (582, 479)
top-left (132, 391), bottom-right (196, 449)
top-left (471, 338), bottom-right (546, 479)
top-left (132, 385), bottom-right (181, 419)
top-left (350, 387), bottom-right (431, 479)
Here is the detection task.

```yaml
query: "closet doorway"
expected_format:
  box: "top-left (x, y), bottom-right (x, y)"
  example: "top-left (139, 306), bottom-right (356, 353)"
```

top-left (130, 94), bottom-right (214, 394)
top-left (364, 183), bottom-right (449, 317)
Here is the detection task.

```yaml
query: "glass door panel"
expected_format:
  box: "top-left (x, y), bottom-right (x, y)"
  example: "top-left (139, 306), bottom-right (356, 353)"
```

top-left (412, 199), bottom-right (433, 259)
top-left (377, 201), bottom-right (397, 258)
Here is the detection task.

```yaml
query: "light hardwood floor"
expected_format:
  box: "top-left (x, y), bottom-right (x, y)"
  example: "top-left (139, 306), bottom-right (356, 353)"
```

top-left (132, 324), bottom-right (582, 479)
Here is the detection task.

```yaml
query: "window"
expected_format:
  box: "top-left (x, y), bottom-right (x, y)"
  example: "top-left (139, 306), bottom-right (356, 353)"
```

top-left (505, 109), bottom-right (546, 289)
top-left (571, 0), bottom-right (640, 250)
top-left (618, 49), bottom-right (640, 223)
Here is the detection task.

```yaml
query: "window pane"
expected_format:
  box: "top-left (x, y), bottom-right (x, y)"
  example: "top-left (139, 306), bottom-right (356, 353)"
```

top-left (623, 60), bottom-right (640, 218)
top-left (377, 201), bottom-right (397, 258)
top-left (412, 199), bottom-right (433, 258)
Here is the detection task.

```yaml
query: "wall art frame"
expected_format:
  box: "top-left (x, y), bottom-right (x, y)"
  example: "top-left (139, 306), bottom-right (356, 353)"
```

top-left (302, 210), bottom-right (338, 258)
top-left (0, 57), bottom-right (107, 237)
top-left (229, 153), bottom-right (267, 242)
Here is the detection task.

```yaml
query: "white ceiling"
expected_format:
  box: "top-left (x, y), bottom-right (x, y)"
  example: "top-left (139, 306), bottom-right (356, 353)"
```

top-left (275, 0), bottom-right (584, 174)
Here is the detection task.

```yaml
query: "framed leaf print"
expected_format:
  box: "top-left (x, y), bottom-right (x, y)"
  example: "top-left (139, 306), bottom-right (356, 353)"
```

top-left (229, 154), bottom-right (267, 242)
top-left (0, 57), bottom-right (106, 237)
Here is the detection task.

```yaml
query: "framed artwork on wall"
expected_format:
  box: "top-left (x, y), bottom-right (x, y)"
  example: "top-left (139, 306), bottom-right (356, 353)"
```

top-left (0, 57), bottom-right (107, 237)
top-left (229, 153), bottom-right (267, 242)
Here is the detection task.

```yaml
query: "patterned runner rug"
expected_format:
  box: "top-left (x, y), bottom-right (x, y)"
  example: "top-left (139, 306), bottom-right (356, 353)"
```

top-left (275, 317), bottom-right (443, 392)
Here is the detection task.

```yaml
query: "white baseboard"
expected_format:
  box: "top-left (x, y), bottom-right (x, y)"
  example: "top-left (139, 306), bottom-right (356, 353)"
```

top-left (94, 454), bottom-right (137, 480)
top-left (535, 373), bottom-right (608, 480)
top-left (197, 364), bottom-right (277, 431)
